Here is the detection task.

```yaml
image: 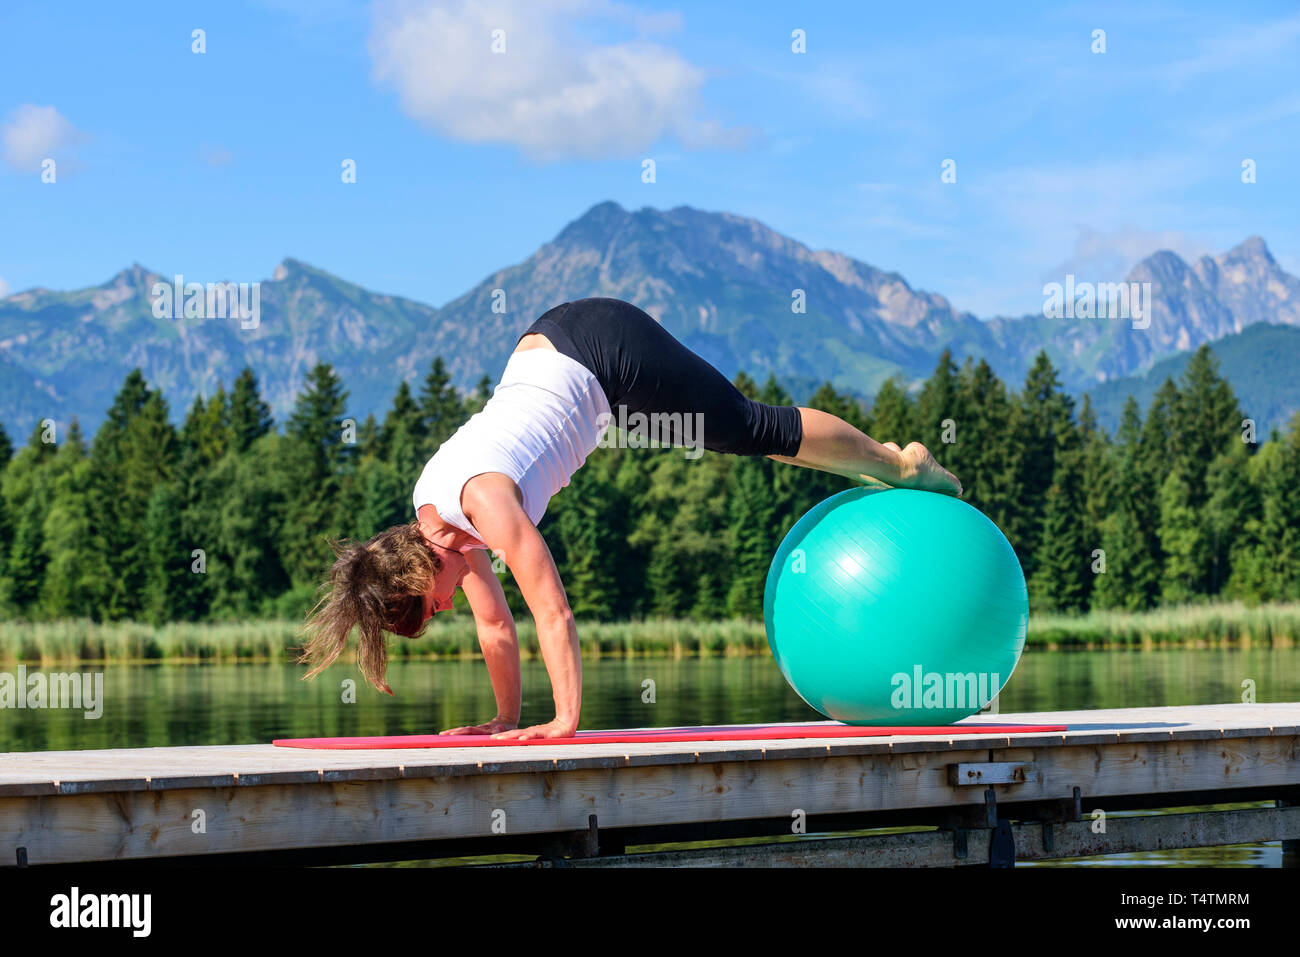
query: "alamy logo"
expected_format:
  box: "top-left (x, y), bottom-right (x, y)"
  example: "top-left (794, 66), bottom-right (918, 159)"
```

top-left (597, 406), bottom-right (706, 459)
top-left (151, 274), bottom-right (260, 329)
top-left (49, 887), bottom-right (151, 937)
top-left (891, 665), bottom-right (1000, 710)
top-left (0, 666), bottom-right (103, 718)
top-left (1041, 275), bottom-right (1152, 329)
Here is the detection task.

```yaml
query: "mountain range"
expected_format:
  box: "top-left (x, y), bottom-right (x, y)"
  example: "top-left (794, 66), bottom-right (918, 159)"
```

top-left (2, 201), bottom-right (1298, 438)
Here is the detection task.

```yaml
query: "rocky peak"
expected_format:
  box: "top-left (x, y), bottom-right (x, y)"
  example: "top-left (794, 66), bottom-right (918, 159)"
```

top-left (552, 200), bottom-right (631, 247)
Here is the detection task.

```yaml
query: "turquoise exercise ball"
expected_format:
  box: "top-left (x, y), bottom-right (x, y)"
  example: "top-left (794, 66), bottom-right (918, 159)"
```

top-left (763, 487), bottom-right (1028, 725)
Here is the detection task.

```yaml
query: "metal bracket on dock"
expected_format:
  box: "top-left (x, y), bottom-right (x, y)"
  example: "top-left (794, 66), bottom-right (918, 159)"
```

top-left (936, 787), bottom-right (1024, 867)
top-left (1037, 786), bottom-right (1083, 856)
top-left (938, 786), bottom-right (999, 831)
top-left (938, 787), bottom-right (1003, 864)
top-left (989, 820), bottom-right (1015, 868)
top-left (946, 761), bottom-right (1039, 787)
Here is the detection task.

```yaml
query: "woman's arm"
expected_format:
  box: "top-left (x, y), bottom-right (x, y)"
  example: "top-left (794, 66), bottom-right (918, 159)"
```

top-left (463, 473), bottom-right (581, 739)
top-left (437, 548), bottom-right (521, 735)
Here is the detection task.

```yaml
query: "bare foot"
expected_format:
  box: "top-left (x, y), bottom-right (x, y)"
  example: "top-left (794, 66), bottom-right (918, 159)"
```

top-left (894, 442), bottom-right (962, 496)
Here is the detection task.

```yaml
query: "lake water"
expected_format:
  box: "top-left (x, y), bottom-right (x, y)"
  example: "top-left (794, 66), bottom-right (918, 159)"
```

top-left (3, 646), bottom-right (1296, 867)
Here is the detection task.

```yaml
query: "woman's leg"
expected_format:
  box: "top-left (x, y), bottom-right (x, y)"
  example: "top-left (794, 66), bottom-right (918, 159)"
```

top-left (541, 299), bottom-right (961, 495)
top-left (769, 407), bottom-right (962, 496)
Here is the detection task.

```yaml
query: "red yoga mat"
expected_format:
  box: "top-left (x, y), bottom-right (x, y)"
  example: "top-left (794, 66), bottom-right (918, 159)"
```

top-left (273, 722), bottom-right (1067, 750)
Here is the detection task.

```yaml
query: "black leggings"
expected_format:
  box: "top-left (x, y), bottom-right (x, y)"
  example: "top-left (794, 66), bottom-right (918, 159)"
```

top-left (521, 298), bottom-right (804, 457)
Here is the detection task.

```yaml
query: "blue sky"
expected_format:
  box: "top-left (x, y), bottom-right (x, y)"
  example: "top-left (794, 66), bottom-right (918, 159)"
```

top-left (1, 0), bottom-right (1297, 317)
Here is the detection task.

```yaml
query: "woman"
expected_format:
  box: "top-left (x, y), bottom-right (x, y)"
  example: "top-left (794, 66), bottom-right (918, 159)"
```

top-left (300, 298), bottom-right (960, 739)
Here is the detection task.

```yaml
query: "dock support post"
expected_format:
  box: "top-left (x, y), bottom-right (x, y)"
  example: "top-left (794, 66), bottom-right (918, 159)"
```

top-left (1280, 798), bottom-right (1300, 868)
top-left (537, 814), bottom-right (621, 864)
top-left (940, 787), bottom-right (1015, 866)
top-left (982, 787), bottom-right (1016, 868)
top-left (989, 820), bottom-right (1016, 868)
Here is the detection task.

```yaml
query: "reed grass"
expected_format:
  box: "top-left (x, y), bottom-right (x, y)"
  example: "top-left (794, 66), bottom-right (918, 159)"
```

top-left (0, 616), bottom-right (771, 664)
top-left (0, 602), bottom-right (1295, 664)
top-left (1026, 601), bottom-right (1300, 647)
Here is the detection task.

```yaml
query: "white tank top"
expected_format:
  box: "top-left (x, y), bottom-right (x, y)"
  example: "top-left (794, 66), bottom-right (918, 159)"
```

top-left (412, 349), bottom-right (611, 550)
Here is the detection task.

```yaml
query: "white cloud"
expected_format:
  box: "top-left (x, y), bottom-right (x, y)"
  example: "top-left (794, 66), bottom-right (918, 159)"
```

top-left (200, 144), bottom-right (234, 167)
top-left (1046, 226), bottom-right (1212, 283)
top-left (967, 155), bottom-right (1227, 289)
top-left (1, 104), bottom-right (80, 173)
top-left (1158, 13), bottom-right (1300, 87)
top-left (1198, 91), bottom-right (1300, 141)
top-left (0, 276), bottom-right (10, 298)
top-left (367, 0), bottom-right (747, 161)
top-left (755, 60), bottom-right (877, 123)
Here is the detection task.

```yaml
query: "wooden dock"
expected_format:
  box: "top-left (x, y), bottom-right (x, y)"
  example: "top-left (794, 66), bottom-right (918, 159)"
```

top-left (3, 703), bottom-right (1299, 867)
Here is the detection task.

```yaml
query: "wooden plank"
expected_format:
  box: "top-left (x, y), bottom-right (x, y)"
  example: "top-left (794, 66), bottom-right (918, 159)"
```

top-left (5, 728), bottom-right (1299, 864)
top-left (987, 735), bottom-right (1300, 803)
top-left (0, 704), bottom-right (1296, 793)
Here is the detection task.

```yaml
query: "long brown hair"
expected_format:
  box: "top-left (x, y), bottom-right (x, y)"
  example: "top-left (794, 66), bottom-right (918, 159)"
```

top-left (297, 521), bottom-right (442, 695)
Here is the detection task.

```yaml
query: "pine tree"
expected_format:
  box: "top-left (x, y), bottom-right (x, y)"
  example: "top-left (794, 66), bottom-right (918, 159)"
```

top-left (1091, 397), bottom-right (1160, 610)
top-left (345, 457), bottom-right (408, 539)
top-left (1130, 384), bottom-right (1182, 600)
top-left (631, 449), bottom-right (730, 619)
top-left (683, 454), bottom-right (732, 620)
top-left (89, 375), bottom-right (178, 620)
top-left (551, 464), bottom-right (622, 619)
top-left (1, 420), bottom-right (58, 613)
top-left (952, 359), bottom-right (1015, 526)
top-left (464, 374), bottom-right (493, 416)
top-left (143, 481), bottom-right (194, 624)
top-left (418, 357), bottom-right (465, 458)
top-left (282, 366), bottom-right (353, 587)
top-left (206, 435), bottom-right (294, 614)
top-left (357, 414), bottom-right (379, 459)
top-left (725, 457), bottom-right (779, 618)
top-left (288, 362), bottom-right (355, 484)
top-left (1225, 442), bottom-right (1283, 602)
top-left (36, 421), bottom-right (106, 618)
top-left (177, 389), bottom-right (233, 498)
top-left (1247, 413), bottom-right (1300, 600)
top-left (41, 456), bottom-right (111, 619)
top-left (1157, 470), bottom-right (1202, 604)
top-left (228, 367), bottom-right (274, 453)
top-left (1171, 345), bottom-right (1241, 508)
top-left (1076, 395), bottom-right (1111, 607)
top-left (1138, 378), bottom-right (1180, 482)
top-left (917, 349), bottom-right (959, 452)
top-left (635, 454), bottom-right (691, 619)
top-left (0, 422), bottom-right (19, 583)
top-left (1009, 352), bottom-right (1075, 579)
top-left (3, 504), bottom-right (47, 613)
top-left (379, 380), bottom-right (423, 478)
top-left (1202, 442), bottom-right (1256, 597)
top-left (1029, 447), bottom-right (1088, 612)
top-left (1092, 501), bottom-right (1157, 610)
top-left (868, 376), bottom-right (916, 446)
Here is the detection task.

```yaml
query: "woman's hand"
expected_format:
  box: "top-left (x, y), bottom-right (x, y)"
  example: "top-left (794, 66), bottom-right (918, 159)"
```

top-left (490, 717), bottom-right (578, 741)
top-left (439, 716), bottom-right (518, 736)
